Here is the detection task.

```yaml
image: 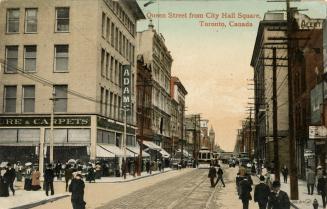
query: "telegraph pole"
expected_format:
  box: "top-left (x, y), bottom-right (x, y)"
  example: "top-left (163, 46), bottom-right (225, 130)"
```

top-left (123, 107), bottom-right (127, 179)
top-left (272, 47), bottom-right (280, 181)
top-left (49, 88), bottom-right (55, 165)
top-left (249, 109), bottom-right (253, 159)
top-left (180, 105), bottom-right (184, 164)
top-left (286, 0), bottom-right (299, 199)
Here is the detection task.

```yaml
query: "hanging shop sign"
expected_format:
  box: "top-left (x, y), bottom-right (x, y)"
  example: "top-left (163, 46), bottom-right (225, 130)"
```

top-left (309, 126), bottom-right (327, 139)
top-left (0, 116), bottom-right (91, 127)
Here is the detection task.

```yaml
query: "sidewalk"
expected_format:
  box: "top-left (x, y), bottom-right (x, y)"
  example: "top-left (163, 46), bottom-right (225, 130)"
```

top-left (280, 177), bottom-right (325, 209)
top-left (0, 168), bottom-right (175, 209)
top-left (0, 189), bottom-right (69, 209)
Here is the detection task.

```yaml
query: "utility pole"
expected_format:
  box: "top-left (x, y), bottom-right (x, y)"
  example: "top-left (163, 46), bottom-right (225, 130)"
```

top-left (138, 79), bottom-right (146, 176)
top-left (123, 107), bottom-right (127, 179)
top-left (180, 105), bottom-right (184, 164)
top-left (49, 88), bottom-right (56, 165)
top-left (272, 47), bottom-right (280, 181)
top-left (249, 109), bottom-right (253, 159)
top-left (286, 0), bottom-right (299, 199)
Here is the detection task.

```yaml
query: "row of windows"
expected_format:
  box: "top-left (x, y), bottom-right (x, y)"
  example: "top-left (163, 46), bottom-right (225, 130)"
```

top-left (6, 7), bottom-right (69, 34)
top-left (101, 12), bottom-right (135, 65)
top-left (99, 87), bottom-right (135, 123)
top-left (103, 0), bottom-right (136, 36)
top-left (3, 85), bottom-right (67, 113)
top-left (4, 45), bottom-right (69, 73)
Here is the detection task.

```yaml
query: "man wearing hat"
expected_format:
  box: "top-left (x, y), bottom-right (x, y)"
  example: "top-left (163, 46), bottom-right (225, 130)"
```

top-left (5, 163), bottom-right (16, 196)
top-left (44, 164), bottom-right (55, 196)
top-left (69, 173), bottom-right (86, 209)
top-left (268, 180), bottom-right (290, 209)
top-left (254, 176), bottom-right (270, 209)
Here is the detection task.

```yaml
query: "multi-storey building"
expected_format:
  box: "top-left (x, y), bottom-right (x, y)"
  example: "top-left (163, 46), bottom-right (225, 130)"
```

top-left (290, 12), bottom-right (324, 177)
top-left (137, 22), bottom-right (172, 153)
top-left (251, 13), bottom-right (290, 169)
top-left (0, 0), bottom-right (145, 173)
top-left (209, 126), bottom-right (215, 151)
top-left (170, 76), bottom-right (187, 156)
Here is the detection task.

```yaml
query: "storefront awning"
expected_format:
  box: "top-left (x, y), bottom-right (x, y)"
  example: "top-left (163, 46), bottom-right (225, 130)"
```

top-left (96, 145), bottom-right (115, 158)
top-left (99, 144), bottom-right (133, 158)
top-left (142, 141), bottom-right (161, 151)
top-left (127, 146), bottom-right (150, 157)
top-left (160, 149), bottom-right (170, 158)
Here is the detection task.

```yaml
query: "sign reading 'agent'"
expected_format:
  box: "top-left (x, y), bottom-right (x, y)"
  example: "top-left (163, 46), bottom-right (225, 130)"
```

top-left (122, 65), bottom-right (131, 110)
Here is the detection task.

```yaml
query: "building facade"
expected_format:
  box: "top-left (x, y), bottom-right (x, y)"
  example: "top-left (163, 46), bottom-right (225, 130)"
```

top-left (0, 0), bottom-right (145, 172)
top-left (137, 22), bottom-right (173, 151)
top-left (251, 13), bottom-right (290, 169)
top-left (170, 76), bottom-right (187, 156)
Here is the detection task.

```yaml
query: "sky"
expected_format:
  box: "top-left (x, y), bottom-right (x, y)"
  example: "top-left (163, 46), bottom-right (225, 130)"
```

top-left (136, 0), bottom-right (327, 151)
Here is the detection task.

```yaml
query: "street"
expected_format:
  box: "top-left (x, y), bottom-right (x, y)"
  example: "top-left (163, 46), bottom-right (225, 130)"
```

top-left (32, 165), bottom-right (260, 209)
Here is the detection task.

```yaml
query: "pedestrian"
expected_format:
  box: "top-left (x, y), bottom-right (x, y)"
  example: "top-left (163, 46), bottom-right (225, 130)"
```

top-left (208, 164), bottom-right (217, 187)
top-left (306, 167), bottom-right (316, 195)
top-left (31, 167), bottom-right (41, 191)
top-left (24, 165), bottom-right (32, 191)
top-left (69, 173), bottom-right (86, 209)
top-left (0, 167), bottom-right (9, 197)
top-left (5, 163), bottom-right (16, 196)
top-left (44, 164), bottom-right (55, 196)
top-left (251, 164), bottom-right (256, 175)
top-left (95, 163), bottom-right (101, 179)
top-left (65, 164), bottom-right (73, 191)
top-left (265, 171), bottom-right (272, 189)
top-left (236, 172), bottom-right (244, 195)
top-left (317, 170), bottom-right (327, 208)
top-left (145, 160), bottom-right (150, 173)
top-left (239, 173), bottom-right (252, 209)
top-left (161, 158), bottom-right (165, 172)
top-left (254, 175), bottom-right (270, 209)
top-left (215, 165), bottom-right (225, 187)
top-left (158, 160), bottom-right (162, 172)
top-left (87, 164), bottom-right (95, 183)
top-left (15, 162), bottom-right (23, 182)
top-left (55, 161), bottom-right (62, 180)
top-left (281, 165), bottom-right (288, 183)
top-left (268, 180), bottom-right (290, 209)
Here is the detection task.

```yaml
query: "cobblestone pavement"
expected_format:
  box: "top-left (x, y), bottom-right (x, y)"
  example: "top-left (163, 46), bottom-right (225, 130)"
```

top-left (97, 168), bottom-right (232, 209)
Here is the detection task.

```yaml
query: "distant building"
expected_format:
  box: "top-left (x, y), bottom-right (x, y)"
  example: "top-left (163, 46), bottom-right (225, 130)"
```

top-left (209, 126), bottom-right (215, 151)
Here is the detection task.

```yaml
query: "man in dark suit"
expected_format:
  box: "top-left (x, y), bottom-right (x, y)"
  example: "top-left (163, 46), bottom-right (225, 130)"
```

top-left (208, 164), bottom-right (216, 187)
top-left (44, 164), bottom-right (55, 196)
top-left (239, 174), bottom-right (252, 209)
top-left (268, 180), bottom-right (290, 209)
top-left (5, 163), bottom-right (16, 196)
top-left (215, 165), bottom-right (225, 187)
top-left (254, 175), bottom-right (271, 209)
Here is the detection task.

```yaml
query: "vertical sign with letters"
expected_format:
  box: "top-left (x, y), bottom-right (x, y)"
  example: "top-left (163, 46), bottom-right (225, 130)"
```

top-left (122, 65), bottom-right (131, 111)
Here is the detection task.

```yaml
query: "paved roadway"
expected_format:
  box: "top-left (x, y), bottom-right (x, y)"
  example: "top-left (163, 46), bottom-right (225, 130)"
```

top-left (97, 168), bottom-right (232, 209)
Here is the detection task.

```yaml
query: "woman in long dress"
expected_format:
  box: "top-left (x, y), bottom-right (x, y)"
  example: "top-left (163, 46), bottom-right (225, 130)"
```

top-left (24, 166), bottom-right (32, 191)
top-left (31, 168), bottom-right (41, 191)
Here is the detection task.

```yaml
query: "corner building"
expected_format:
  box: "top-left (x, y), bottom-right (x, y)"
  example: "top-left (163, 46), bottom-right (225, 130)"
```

top-left (0, 0), bottom-right (145, 169)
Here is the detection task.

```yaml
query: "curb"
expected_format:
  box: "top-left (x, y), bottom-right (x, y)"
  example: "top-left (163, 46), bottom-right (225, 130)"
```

top-left (107, 169), bottom-right (174, 183)
top-left (9, 194), bottom-right (70, 209)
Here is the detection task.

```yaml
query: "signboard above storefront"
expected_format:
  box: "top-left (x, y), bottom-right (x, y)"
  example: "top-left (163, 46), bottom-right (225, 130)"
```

top-left (0, 116), bottom-right (91, 127)
top-left (294, 12), bottom-right (324, 30)
top-left (309, 126), bottom-right (327, 139)
top-left (97, 116), bottom-right (135, 134)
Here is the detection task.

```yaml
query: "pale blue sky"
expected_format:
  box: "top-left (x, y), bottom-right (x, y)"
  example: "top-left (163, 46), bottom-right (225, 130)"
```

top-left (136, 0), bottom-right (327, 151)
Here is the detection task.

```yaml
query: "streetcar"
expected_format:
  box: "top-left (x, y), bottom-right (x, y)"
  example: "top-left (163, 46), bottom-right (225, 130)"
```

top-left (197, 147), bottom-right (213, 169)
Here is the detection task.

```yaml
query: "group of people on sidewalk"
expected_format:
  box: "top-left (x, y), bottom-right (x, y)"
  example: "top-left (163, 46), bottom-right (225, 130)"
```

top-left (236, 164), bottom-right (290, 209)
